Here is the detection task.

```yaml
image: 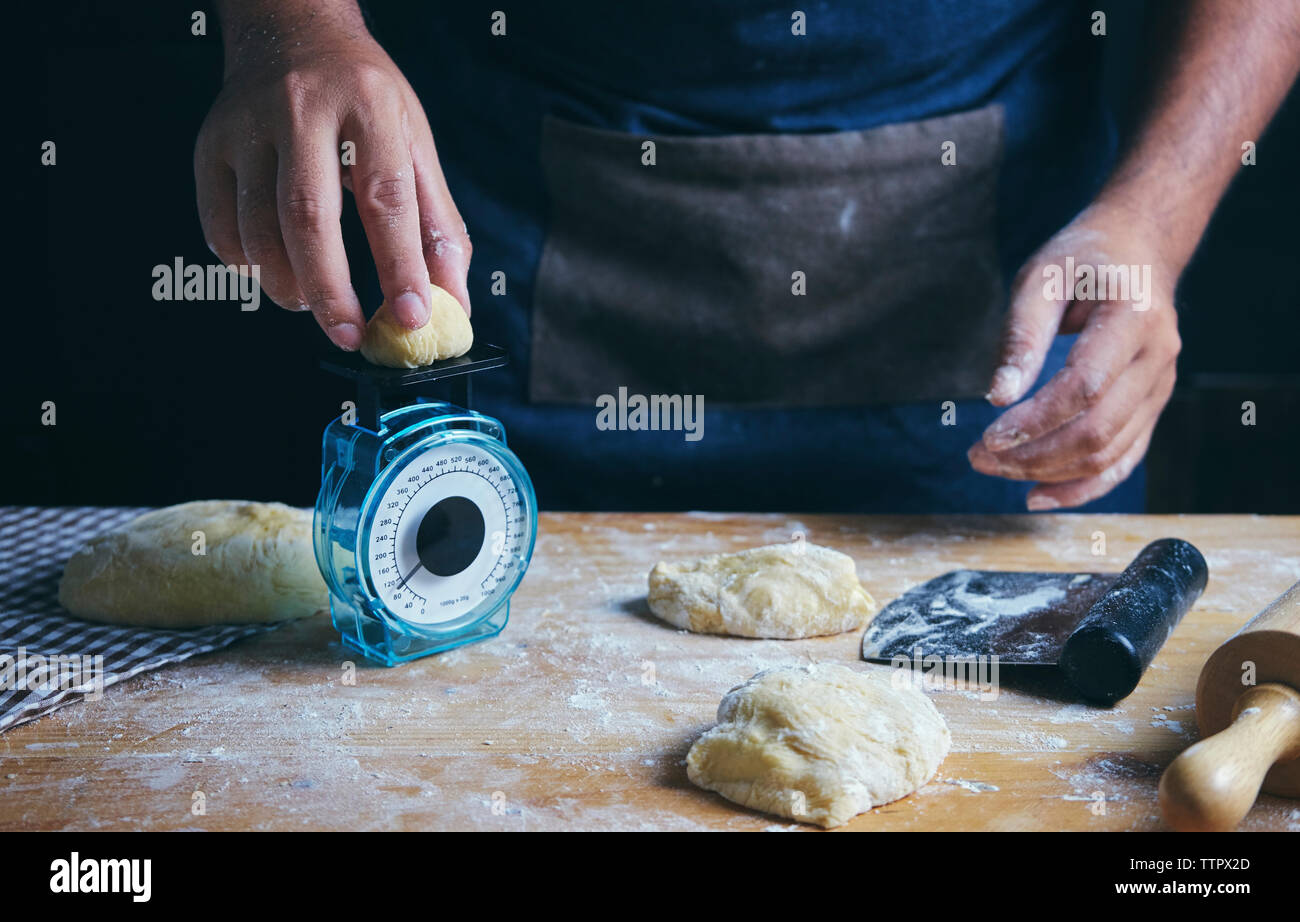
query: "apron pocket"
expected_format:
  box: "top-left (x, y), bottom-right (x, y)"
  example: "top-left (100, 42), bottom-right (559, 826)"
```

top-left (530, 106), bottom-right (1006, 407)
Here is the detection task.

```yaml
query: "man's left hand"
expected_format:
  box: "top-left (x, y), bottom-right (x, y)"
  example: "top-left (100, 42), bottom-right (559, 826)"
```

top-left (969, 200), bottom-right (1182, 509)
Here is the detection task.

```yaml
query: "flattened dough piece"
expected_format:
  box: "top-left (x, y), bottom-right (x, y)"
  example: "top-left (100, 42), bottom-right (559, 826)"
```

top-left (59, 501), bottom-right (328, 628)
top-left (687, 664), bottom-right (950, 827)
top-left (360, 283), bottom-right (473, 368)
top-left (647, 542), bottom-right (876, 638)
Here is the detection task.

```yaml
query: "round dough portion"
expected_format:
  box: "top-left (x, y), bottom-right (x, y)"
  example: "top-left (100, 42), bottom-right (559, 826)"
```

top-left (59, 501), bottom-right (328, 628)
top-left (687, 664), bottom-right (950, 827)
top-left (647, 542), bottom-right (876, 639)
top-left (360, 283), bottom-right (473, 368)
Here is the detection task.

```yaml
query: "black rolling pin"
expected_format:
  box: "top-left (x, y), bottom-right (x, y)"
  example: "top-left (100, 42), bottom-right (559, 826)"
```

top-left (1059, 538), bottom-right (1208, 706)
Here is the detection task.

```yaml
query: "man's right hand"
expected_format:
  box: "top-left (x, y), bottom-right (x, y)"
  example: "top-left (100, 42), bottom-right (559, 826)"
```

top-left (195, 2), bottom-right (471, 350)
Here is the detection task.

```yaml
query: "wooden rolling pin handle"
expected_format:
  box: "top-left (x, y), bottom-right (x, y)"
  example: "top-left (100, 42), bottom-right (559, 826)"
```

top-left (1159, 683), bottom-right (1300, 831)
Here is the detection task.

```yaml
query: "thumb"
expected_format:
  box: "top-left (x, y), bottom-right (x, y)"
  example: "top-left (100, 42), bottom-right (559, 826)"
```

top-left (986, 255), bottom-right (1071, 407)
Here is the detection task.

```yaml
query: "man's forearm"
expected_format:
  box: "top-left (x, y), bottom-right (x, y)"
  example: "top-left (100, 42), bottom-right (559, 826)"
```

top-left (1096, 0), bottom-right (1300, 271)
top-left (215, 0), bottom-right (368, 77)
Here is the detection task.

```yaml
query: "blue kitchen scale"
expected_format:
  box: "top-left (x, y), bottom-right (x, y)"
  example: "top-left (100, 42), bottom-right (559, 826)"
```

top-left (313, 344), bottom-right (537, 665)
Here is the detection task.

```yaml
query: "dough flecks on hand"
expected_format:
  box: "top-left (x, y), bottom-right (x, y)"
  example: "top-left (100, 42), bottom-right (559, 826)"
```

top-left (647, 542), bottom-right (877, 639)
top-left (359, 283), bottom-right (473, 368)
top-left (687, 664), bottom-right (950, 828)
top-left (58, 501), bottom-right (328, 628)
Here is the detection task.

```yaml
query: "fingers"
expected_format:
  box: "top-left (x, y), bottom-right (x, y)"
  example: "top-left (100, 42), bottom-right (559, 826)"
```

top-left (194, 152), bottom-right (243, 268)
top-left (970, 384), bottom-right (1160, 486)
top-left (277, 130), bottom-right (366, 350)
top-left (234, 148), bottom-right (306, 310)
top-left (969, 350), bottom-right (1172, 482)
top-left (197, 69), bottom-right (467, 349)
top-left (981, 301), bottom-right (1145, 451)
top-left (410, 122), bottom-right (473, 316)
top-left (1025, 425), bottom-right (1153, 511)
top-left (344, 107), bottom-right (431, 330)
top-left (969, 338), bottom-right (1175, 509)
top-left (986, 257), bottom-right (1071, 406)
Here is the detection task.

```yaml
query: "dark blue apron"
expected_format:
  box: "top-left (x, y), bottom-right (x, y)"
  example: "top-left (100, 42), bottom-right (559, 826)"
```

top-left (369, 1), bottom-right (1141, 512)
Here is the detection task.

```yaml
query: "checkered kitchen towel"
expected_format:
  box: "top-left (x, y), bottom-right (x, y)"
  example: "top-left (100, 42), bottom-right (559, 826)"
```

top-left (0, 506), bottom-right (278, 731)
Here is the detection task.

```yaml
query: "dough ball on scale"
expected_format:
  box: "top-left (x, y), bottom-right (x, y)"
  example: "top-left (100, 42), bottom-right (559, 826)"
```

top-left (360, 284), bottom-right (473, 368)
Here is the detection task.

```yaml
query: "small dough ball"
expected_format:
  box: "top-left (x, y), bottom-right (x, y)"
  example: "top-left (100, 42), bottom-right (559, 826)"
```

top-left (360, 283), bottom-right (474, 368)
top-left (687, 664), bottom-right (950, 827)
top-left (647, 542), bottom-right (876, 639)
top-left (59, 501), bottom-right (328, 628)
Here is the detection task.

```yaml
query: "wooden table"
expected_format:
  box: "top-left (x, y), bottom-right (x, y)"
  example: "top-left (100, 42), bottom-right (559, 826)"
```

top-left (3, 513), bottom-right (1298, 831)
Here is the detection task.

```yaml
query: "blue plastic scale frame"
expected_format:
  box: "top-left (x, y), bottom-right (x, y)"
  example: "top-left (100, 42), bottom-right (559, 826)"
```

top-left (314, 400), bottom-right (537, 666)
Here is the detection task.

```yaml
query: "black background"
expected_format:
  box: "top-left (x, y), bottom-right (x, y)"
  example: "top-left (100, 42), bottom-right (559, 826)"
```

top-left (3, 830), bottom-right (1283, 903)
top-left (9, 1), bottom-right (1299, 512)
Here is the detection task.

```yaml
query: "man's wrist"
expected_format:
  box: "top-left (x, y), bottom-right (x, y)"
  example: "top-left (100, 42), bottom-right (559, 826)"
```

top-left (1090, 176), bottom-right (1212, 280)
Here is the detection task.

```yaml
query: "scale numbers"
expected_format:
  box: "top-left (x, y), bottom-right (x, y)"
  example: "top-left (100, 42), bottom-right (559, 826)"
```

top-left (366, 441), bottom-right (528, 626)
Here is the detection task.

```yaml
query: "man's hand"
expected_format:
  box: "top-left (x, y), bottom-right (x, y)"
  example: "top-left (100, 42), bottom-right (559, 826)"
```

top-left (969, 202), bottom-right (1180, 509)
top-left (971, 0), bottom-right (1299, 508)
top-left (194, 2), bottom-right (471, 350)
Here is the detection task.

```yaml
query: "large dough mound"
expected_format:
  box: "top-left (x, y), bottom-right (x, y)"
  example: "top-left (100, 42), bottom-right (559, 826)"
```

top-left (360, 283), bottom-right (473, 368)
top-left (647, 542), bottom-right (876, 638)
top-left (59, 501), bottom-right (328, 628)
top-left (687, 664), bottom-right (950, 827)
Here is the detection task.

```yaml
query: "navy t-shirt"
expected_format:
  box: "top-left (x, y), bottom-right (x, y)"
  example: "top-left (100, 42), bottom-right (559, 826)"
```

top-left (367, 2), bottom-right (1138, 512)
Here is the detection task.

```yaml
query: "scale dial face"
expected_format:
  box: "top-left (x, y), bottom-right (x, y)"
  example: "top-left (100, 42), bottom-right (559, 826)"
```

top-left (364, 438), bottom-right (529, 629)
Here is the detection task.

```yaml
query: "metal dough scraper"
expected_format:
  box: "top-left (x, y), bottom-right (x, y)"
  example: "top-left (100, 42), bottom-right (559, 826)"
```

top-left (861, 538), bottom-right (1208, 705)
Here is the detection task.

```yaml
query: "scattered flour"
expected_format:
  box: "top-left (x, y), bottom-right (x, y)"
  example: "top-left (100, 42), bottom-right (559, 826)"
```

top-left (5, 511), bottom-right (1296, 831)
top-left (945, 778), bottom-right (1000, 793)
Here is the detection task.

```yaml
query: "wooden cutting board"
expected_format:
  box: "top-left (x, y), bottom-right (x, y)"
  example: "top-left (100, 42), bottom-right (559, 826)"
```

top-left (2, 512), bottom-right (1298, 831)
